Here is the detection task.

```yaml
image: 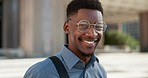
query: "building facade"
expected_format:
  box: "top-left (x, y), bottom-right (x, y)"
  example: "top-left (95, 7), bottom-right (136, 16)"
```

top-left (0, 0), bottom-right (148, 58)
top-left (1, 0), bottom-right (67, 57)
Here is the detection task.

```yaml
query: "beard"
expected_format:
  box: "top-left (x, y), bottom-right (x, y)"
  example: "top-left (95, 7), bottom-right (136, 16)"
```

top-left (81, 52), bottom-right (94, 58)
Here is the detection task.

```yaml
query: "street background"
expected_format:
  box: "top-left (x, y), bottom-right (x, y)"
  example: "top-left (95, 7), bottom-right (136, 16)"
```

top-left (0, 52), bottom-right (148, 78)
top-left (0, 0), bottom-right (148, 78)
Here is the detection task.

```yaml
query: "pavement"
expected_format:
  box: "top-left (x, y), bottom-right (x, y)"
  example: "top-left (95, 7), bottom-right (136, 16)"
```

top-left (98, 52), bottom-right (148, 78)
top-left (0, 52), bottom-right (148, 78)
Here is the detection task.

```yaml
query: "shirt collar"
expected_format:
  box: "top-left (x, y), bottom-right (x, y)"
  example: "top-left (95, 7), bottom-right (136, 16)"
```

top-left (59, 45), bottom-right (99, 70)
top-left (60, 45), bottom-right (80, 70)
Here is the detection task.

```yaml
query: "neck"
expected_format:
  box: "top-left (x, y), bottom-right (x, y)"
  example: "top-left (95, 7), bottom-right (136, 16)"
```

top-left (80, 56), bottom-right (91, 64)
top-left (75, 52), bottom-right (93, 64)
top-left (67, 45), bottom-right (93, 64)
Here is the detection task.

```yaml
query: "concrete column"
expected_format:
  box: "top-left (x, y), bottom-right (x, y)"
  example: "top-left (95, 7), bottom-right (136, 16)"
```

top-left (140, 12), bottom-right (148, 52)
top-left (20, 0), bottom-right (34, 57)
top-left (20, 0), bottom-right (66, 57)
top-left (45, 0), bottom-right (66, 55)
top-left (2, 0), bottom-right (19, 48)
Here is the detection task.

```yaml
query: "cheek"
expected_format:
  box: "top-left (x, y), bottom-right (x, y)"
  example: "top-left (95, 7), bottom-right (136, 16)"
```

top-left (99, 32), bottom-right (103, 37)
top-left (69, 29), bottom-right (77, 41)
top-left (70, 30), bottom-right (81, 41)
top-left (97, 31), bottom-right (103, 36)
top-left (99, 33), bottom-right (103, 40)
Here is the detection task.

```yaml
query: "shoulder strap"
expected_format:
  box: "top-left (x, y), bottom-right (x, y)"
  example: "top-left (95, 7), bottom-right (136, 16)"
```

top-left (49, 56), bottom-right (69, 78)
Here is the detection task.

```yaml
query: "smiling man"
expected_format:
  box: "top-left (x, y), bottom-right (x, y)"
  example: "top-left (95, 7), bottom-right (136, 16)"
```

top-left (65, 9), bottom-right (104, 63)
top-left (24, 0), bottom-right (107, 78)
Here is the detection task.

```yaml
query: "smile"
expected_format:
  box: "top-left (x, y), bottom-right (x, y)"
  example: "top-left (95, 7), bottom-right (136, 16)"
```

top-left (83, 39), bottom-right (97, 45)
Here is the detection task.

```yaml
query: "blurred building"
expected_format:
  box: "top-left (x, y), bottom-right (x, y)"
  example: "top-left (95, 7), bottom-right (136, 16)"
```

top-left (0, 0), bottom-right (67, 58)
top-left (0, 0), bottom-right (148, 58)
top-left (101, 0), bottom-right (148, 52)
top-left (122, 21), bottom-right (140, 40)
top-left (107, 21), bottom-right (140, 41)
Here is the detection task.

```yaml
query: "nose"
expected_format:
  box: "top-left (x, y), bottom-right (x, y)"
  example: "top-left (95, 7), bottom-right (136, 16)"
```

top-left (85, 26), bottom-right (98, 38)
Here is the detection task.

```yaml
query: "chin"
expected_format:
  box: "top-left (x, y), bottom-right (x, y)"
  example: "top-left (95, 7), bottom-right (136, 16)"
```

top-left (82, 53), bottom-right (94, 57)
top-left (81, 50), bottom-right (94, 57)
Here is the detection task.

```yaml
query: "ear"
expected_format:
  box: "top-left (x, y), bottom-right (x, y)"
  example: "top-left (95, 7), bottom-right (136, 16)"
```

top-left (63, 22), bottom-right (70, 34)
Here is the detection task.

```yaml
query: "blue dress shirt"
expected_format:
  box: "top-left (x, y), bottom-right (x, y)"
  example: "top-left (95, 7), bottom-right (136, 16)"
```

top-left (24, 45), bottom-right (107, 78)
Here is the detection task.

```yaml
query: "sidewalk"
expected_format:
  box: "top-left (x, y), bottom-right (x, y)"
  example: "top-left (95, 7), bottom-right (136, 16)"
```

top-left (0, 58), bottom-right (44, 78)
top-left (0, 52), bottom-right (148, 78)
top-left (98, 52), bottom-right (148, 78)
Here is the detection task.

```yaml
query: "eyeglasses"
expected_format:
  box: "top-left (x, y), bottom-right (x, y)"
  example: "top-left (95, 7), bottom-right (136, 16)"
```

top-left (69, 20), bottom-right (107, 32)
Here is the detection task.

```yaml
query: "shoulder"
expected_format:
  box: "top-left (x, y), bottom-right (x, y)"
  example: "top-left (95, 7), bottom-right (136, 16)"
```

top-left (95, 56), bottom-right (107, 78)
top-left (97, 63), bottom-right (107, 78)
top-left (24, 58), bottom-right (58, 78)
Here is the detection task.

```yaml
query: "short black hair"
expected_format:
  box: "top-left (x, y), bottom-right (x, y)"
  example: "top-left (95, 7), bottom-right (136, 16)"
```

top-left (66, 0), bottom-right (103, 19)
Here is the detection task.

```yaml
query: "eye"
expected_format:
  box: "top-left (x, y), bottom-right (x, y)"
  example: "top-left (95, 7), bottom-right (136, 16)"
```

top-left (95, 25), bottom-right (103, 28)
top-left (95, 24), bottom-right (103, 31)
top-left (78, 23), bottom-right (89, 31)
top-left (78, 20), bottom-right (89, 31)
top-left (79, 23), bottom-right (89, 28)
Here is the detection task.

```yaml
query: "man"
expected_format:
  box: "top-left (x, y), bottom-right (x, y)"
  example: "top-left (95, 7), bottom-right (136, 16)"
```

top-left (24, 0), bottom-right (107, 78)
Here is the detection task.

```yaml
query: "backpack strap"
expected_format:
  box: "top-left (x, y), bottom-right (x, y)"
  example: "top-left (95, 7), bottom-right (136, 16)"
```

top-left (49, 56), bottom-right (69, 78)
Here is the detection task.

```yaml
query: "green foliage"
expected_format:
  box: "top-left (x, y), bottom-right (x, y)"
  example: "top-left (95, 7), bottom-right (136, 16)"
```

top-left (104, 31), bottom-right (139, 49)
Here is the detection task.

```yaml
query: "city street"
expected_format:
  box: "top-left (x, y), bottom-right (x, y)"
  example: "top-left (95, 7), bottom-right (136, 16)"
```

top-left (0, 52), bottom-right (148, 78)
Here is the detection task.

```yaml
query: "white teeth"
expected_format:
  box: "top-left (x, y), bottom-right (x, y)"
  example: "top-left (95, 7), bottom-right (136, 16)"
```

top-left (84, 40), bottom-right (95, 44)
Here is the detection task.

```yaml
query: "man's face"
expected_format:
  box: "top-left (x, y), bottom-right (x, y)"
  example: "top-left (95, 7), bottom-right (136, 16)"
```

top-left (64, 9), bottom-right (103, 57)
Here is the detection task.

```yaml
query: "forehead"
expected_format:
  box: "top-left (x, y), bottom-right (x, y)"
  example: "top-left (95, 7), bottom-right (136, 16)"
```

top-left (74, 9), bottom-right (103, 22)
